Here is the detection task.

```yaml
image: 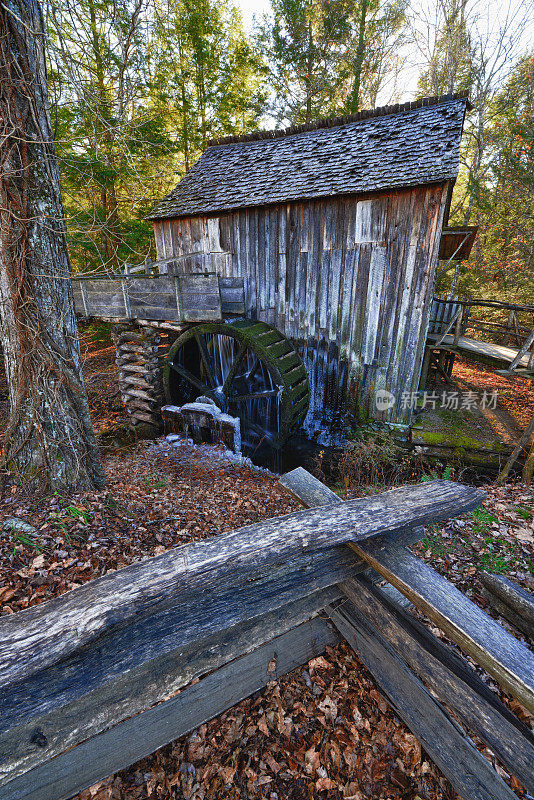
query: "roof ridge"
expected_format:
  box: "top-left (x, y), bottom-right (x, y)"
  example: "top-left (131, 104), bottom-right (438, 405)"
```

top-left (208, 93), bottom-right (470, 148)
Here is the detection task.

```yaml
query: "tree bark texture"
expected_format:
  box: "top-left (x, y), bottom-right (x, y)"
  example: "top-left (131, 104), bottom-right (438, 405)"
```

top-left (0, 0), bottom-right (105, 490)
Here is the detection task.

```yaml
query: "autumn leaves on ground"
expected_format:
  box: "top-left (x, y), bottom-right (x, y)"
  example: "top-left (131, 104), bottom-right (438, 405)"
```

top-left (0, 329), bottom-right (533, 800)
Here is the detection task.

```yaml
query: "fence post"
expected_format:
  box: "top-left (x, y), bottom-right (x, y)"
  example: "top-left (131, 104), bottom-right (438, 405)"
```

top-left (453, 306), bottom-right (463, 347)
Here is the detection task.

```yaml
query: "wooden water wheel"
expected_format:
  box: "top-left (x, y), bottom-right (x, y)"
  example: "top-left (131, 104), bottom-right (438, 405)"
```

top-left (164, 319), bottom-right (310, 451)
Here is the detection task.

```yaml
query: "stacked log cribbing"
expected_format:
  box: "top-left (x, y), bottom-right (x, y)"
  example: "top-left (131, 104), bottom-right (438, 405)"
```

top-left (112, 325), bottom-right (170, 428)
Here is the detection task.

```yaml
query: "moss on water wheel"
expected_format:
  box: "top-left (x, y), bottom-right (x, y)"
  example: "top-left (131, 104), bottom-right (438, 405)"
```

top-left (164, 319), bottom-right (310, 450)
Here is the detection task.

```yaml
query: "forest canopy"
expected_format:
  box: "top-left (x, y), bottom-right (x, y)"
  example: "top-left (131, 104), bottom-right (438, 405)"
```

top-left (45, 0), bottom-right (533, 302)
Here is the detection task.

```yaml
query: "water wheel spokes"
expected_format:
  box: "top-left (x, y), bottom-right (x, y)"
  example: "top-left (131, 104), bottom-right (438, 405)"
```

top-left (164, 320), bottom-right (310, 452)
top-left (193, 330), bottom-right (217, 389)
top-left (168, 361), bottom-right (205, 394)
top-left (221, 342), bottom-right (247, 395)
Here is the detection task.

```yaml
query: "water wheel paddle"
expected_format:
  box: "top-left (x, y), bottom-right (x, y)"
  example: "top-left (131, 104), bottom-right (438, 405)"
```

top-left (164, 320), bottom-right (310, 451)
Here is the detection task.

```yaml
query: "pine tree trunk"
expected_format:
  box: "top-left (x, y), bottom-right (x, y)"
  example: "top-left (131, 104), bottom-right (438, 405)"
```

top-left (0, 0), bottom-right (105, 491)
top-left (348, 0), bottom-right (369, 113)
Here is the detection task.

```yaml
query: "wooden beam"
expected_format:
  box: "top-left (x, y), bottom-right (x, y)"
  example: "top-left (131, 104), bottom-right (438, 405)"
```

top-left (480, 572), bottom-right (534, 640)
top-left (0, 480), bottom-right (483, 688)
top-left (350, 539), bottom-right (534, 714)
top-left (341, 576), bottom-right (534, 792)
top-left (327, 601), bottom-right (519, 800)
top-left (0, 566), bottom-right (353, 783)
top-left (1, 617), bottom-right (338, 800)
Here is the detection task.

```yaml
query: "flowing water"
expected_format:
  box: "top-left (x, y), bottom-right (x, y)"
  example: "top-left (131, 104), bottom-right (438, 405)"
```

top-left (172, 332), bottom-right (282, 458)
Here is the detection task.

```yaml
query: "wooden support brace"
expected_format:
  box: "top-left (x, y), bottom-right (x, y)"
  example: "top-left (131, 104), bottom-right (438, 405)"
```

top-left (505, 326), bottom-right (534, 373)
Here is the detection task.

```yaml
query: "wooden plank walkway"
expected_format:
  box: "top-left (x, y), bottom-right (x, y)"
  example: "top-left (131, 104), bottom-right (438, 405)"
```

top-left (427, 332), bottom-right (533, 373)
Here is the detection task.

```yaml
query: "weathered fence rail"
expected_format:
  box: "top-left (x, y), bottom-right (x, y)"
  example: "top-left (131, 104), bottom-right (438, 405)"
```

top-left (1, 475), bottom-right (533, 800)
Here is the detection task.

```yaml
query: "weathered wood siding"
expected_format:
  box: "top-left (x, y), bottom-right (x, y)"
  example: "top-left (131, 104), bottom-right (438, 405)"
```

top-left (153, 184), bottom-right (448, 430)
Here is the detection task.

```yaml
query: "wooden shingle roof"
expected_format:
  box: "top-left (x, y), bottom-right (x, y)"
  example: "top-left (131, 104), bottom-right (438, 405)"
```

top-left (148, 95), bottom-right (468, 220)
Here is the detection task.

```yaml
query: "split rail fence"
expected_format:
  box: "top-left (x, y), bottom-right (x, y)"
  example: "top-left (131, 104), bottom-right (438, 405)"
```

top-left (1, 475), bottom-right (533, 800)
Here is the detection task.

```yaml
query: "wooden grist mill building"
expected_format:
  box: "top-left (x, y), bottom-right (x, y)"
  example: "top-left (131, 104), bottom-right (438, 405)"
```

top-left (72, 94), bottom-right (470, 452)
top-left (147, 94), bottom-right (469, 441)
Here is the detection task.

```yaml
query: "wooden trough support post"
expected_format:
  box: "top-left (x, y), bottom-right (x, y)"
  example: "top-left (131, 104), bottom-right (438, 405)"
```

top-left (503, 325), bottom-right (534, 375)
top-left (112, 324), bottom-right (164, 431)
top-left (497, 413), bottom-right (534, 485)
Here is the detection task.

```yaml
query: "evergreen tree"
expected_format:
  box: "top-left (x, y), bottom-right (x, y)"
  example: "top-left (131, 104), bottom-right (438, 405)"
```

top-left (47, 0), bottom-right (176, 273)
top-left (256, 0), bottom-right (353, 123)
top-left (152, 0), bottom-right (266, 162)
top-left (257, 0), bottom-right (408, 124)
top-left (46, 0), bottom-right (265, 274)
top-left (345, 0), bottom-right (408, 112)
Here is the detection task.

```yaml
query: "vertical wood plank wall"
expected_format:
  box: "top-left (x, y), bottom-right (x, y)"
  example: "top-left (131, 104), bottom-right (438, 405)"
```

top-left (153, 184), bottom-right (448, 433)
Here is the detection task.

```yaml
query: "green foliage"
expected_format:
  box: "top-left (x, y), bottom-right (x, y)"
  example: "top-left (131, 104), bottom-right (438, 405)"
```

top-left (83, 322), bottom-right (112, 345)
top-left (256, 0), bottom-right (351, 122)
top-left (470, 507), bottom-right (498, 536)
top-left (65, 506), bottom-right (91, 523)
top-left (463, 53), bottom-right (534, 299)
top-left (144, 476), bottom-right (168, 489)
top-left (7, 528), bottom-right (43, 552)
top-left (152, 0), bottom-right (266, 155)
top-left (515, 504), bottom-right (533, 522)
top-left (435, 50), bottom-right (534, 302)
top-left (47, 0), bottom-right (266, 274)
top-left (255, 0), bottom-right (408, 124)
top-left (422, 464), bottom-right (454, 481)
top-left (421, 511), bottom-right (533, 577)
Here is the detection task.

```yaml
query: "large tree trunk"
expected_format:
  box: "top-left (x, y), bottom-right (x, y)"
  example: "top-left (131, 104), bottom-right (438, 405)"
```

top-left (0, 0), bottom-right (105, 491)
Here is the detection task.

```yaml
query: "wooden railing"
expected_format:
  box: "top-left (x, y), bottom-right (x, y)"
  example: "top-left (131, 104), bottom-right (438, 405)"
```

top-left (429, 296), bottom-right (534, 374)
top-left (1, 474), bottom-right (533, 800)
top-left (428, 294), bottom-right (470, 336)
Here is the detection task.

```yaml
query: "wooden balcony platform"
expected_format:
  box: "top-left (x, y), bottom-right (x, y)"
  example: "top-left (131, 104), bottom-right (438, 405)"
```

top-left (427, 332), bottom-right (534, 376)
